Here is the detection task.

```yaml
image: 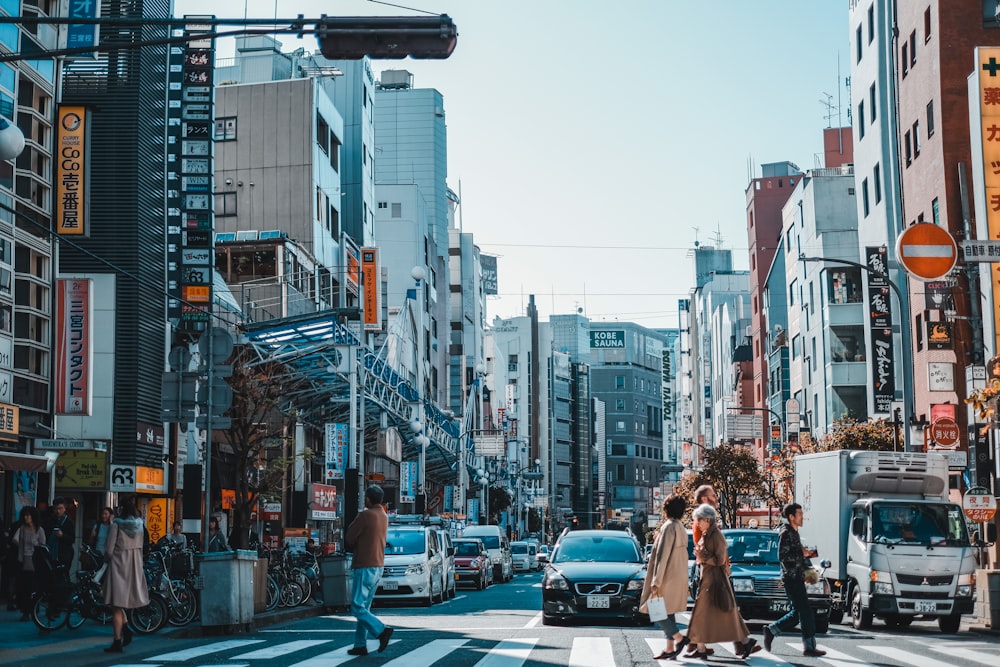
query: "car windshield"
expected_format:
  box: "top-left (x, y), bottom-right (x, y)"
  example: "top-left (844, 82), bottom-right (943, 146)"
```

top-left (552, 534), bottom-right (641, 563)
top-left (471, 535), bottom-right (500, 549)
top-left (511, 543), bottom-right (528, 554)
top-left (725, 532), bottom-right (779, 564)
top-left (454, 542), bottom-right (481, 557)
top-left (385, 529), bottom-right (426, 555)
top-left (871, 502), bottom-right (969, 546)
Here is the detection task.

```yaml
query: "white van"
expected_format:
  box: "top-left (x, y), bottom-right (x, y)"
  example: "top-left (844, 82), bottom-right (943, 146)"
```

top-left (462, 525), bottom-right (513, 583)
top-left (377, 525), bottom-right (445, 606)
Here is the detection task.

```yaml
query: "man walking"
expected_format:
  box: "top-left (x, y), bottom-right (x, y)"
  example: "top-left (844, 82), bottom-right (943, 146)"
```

top-left (764, 503), bottom-right (826, 657)
top-left (344, 485), bottom-right (393, 656)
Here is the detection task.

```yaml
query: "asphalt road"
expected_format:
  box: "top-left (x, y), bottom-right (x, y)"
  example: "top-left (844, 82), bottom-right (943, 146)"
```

top-left (3, 571), bottom-right (997, 667)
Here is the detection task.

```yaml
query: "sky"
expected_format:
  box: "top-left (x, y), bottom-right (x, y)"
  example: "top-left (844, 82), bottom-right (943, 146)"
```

top-left (173, 0), bottom-right (850, 330)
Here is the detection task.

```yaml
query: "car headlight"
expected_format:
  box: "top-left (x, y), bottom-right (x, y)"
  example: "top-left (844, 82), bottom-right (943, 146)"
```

top-left (871, 570), bottom-right (893, 596)
top-left (731, 578), bottom-right (754, 593)
top-left (405, 564), bottom-right (426, 576)
top-left (805, 579), bottom-right (829, 595)
top-left (627, 578), bottom-right (644, 591)
top-left (469, 562), bottom-right (480, 570)
top-left (957, 584), bottom-right (972, 597)
top-left (543, 573), bottom-right (569, 590)
top-left (957, 573), bottom-right (975, 597)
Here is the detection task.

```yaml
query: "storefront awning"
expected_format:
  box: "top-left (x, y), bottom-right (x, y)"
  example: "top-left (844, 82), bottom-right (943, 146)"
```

top-left (0, 451), bottom-right (56, 473)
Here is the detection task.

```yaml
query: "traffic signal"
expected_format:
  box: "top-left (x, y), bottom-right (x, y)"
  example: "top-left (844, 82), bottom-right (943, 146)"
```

top-left (316, 15), bottom-right (458, 60)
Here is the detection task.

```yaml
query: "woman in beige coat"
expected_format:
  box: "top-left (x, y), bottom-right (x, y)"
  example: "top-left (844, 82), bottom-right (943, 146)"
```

top-left (102, 498), bottom-right (149, 653)
top-left (640, 493), bottom-right (690, 659)
top-left (685, 503), bottom-right (758, 660)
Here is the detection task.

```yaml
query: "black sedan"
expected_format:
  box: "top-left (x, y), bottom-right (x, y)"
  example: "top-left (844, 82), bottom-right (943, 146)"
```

top-left (541, 529), bottom-right (649, 626)
top-left (720, 529), bottom-right (832, 632)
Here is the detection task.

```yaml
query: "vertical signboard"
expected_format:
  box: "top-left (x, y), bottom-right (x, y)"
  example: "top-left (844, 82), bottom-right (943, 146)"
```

top-left (324, 423), bottom-right (349, 481)
top-left (480, 254), bottom-right (498, 295)
top-left (64, 0), bottom-right (100, 57)
top-left (55, 278), bottom-right (92, 415)
top-left (361, 247), bottom-right (381, 331)
top-left (865, 247), bottom-right (894, 414)
top-left (974, 47), bottom-right (1000, 352)
top-left (400, 461), bottom-right (417, 503)
top-left (55, 106), bottom-right (87, 235)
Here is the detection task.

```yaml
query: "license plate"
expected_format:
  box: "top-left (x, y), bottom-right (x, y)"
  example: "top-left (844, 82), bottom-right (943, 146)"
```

top-left (915, 601), bottom-right (937, 613)
top-left (586, 595), bottom-right (610, 609)
top-left (381, 580), bottom-right (399, 591)
top-left (769, 599), bottom-right (792, 613)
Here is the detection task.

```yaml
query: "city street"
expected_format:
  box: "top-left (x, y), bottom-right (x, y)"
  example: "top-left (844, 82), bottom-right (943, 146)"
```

top-left (2, 571), bottom-right (998, 667)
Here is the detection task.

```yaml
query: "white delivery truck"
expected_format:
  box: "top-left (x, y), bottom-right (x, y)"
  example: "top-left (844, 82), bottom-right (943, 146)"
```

top-left (795, 450), bottom-right (976, 633)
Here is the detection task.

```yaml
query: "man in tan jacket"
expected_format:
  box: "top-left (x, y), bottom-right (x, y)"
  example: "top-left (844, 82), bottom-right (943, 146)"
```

top-left (344, 485), bottom-right (393, 656)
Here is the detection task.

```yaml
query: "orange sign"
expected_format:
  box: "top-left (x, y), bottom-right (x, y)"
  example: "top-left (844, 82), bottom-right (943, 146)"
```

top-left (183, 285), bottom-right (210, 302)
top-left (135, 465), bottom-right (165, 494)
top-left (975, 47), bottom-right (1000, 350)
top-left (56, 106), bottom-right (87, 235)
top-left (929, 417), bottom-right (960, 448)
top-left (361, 247), bottom-right (381, 331)
top-left (0, 402), bottom-right (18, 441)
top-left (963, 489), bottom-right (998, 522)
top-left (896, 223), bottom-right (958, 281)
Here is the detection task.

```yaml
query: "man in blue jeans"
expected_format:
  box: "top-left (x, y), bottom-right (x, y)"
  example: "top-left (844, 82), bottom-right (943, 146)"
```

top-left (344, 485), bottom-right (393, 656)
top-left (764, 503), bottom-right (826, 657)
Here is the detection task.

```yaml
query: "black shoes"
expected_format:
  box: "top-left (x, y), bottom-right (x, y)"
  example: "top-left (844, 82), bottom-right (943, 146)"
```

top-left (347, 646), bottom-right (368, 656)
top-left (377, 626), bottom-right (394, 653)
top-left (803, 647), bottom-right (827, 657)
top-left (740, 638), bottom-right (760, 659)
top-left (763, 626), bottom-right (774, 652)
top-left (104, 639), bottom-right (123, 654)
top-left (122, 625), bottom-right (134, 648)
top-left (661, 636), bottom-right (690, 660)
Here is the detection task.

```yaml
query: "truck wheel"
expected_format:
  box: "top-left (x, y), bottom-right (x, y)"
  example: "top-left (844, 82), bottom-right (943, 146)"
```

top-left (938, 613), bottom-right (961, 634)
top-left (851, 588), bottom-right (873, 630)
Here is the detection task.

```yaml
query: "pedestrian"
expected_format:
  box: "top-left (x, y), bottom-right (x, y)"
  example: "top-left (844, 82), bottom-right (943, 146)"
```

top-left (763, 503), bottom-right (827, 657)
top-left (11, 506), bottom-right (46, 621)
top-left (88, 507), bottom-right (115, 562)
top-left (207, 516), bottom-right (229, 552)
top-left (43, 497), bottom-right (75, 568)
top-left (688, 484), bottom-right (729, 657)
top-left (343, 485), bottom-right (393, 656)
top-left (165, 521), bottom-right (187, 549)
top-left (685, 503), bottom-right (758, 660)
top-left (102, 497), bottom-right (150, 653)
top-left (640, 493), bottom-right (691, 660)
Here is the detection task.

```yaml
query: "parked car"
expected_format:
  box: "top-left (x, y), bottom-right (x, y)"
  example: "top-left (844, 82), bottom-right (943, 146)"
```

top-left (377, 525), bottom-right (445, 606)
top-left (462, 525), bottom-right (513, 583)
top-left (430, 526), bottom-right (457, 600)
top-left (541, 529), bottom-right (649, 626)
top-left (453, 538), bottom-right (492, 590)
top-left (696, 529), bottom-right (832, 632)
top-left (511, 540), bottom-right (537, 572)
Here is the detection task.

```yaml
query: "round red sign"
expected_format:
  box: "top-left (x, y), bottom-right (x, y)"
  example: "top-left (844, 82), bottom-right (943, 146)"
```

top-left (929, 417), bottom-right (960, 449)
top-left (896, 223), bottom-right (958, 281)
top-left (963, 488), bottom-right (998, 522)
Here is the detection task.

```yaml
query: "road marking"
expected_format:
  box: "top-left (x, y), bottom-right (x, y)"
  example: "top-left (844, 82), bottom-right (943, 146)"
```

top-left (232, 639), bottom-right (332, 659)
top-left (860, 645), bottom-right (954, 667)
top-left (712, 640), bottom-right (788, 665)
top-left (143, 639), bottom-right (265, 661)
top-left (381, 638), bottom-right (469, 666)
top-left (286, 640), bottom-right (399, 667)
top-left (523, 612), bottom-right (542, 628)
top-left (568, 637), bottom-right (614, 667)
top-left (473, 638), bottom-right (539, 667)
top-left (926, 644), bottom-right (1000, 665)
top-left (785, 642), bottom-right (862, 667)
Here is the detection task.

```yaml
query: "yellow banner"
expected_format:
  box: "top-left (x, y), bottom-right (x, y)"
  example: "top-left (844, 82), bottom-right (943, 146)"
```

top-left (978, 48), bottom-right (1000, 351)
top-left (56, 106), bottom-right (87, 235)
top-left (144, 497), bottom-right (169, 544)
top-left (0, 402), bottom-right (18, 441)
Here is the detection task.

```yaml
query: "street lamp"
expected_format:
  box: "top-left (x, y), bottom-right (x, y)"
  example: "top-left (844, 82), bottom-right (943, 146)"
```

top-left (799, 254), bottom-right (913, 450)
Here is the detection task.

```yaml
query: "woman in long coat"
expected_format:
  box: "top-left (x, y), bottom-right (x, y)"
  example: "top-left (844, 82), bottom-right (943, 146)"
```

top-left (640, 493), bottom-right (690, 659)
top-left (102, 498), bottom-right (149, 653)
top-left (685, 503), bottom-right (758, 660)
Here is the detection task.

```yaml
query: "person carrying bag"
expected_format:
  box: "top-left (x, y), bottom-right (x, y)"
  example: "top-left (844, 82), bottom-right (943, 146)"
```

top-left (639, 494), bottom-right (690, 660)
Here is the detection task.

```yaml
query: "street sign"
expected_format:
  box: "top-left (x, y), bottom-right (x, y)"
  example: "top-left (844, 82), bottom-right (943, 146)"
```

top-left (896, 223), bottom-right (958, 280)
top-left (726, 414), bottom-right (762, 439)
top-left (962, 486), bottom-right (997, 522)
top-left (929, 417), bottom-right (960, 448)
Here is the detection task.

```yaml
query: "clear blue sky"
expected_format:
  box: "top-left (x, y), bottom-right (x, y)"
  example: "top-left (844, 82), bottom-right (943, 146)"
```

top-left (175, 0), bottom-right (849, 329)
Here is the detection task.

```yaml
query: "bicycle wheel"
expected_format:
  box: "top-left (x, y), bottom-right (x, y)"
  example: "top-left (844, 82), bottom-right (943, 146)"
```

top-left (32, 593), bottom-right (69, 631)
top-left (167, 581), bottom-right (198, 626)
top-left (65, 595), bottom-right (87, 630)
top-left (291, 569), bottom-right (312, 604)
top-left (280, 581), bottom-right (304, 608)
top-left (129, 592), bottom-right (169, 634)
top-left (266, 574), bottom-right (279, 612)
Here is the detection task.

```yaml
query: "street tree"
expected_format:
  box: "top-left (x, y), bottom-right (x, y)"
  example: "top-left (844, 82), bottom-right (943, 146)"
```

top-left (817, 417), bottom-right (900, 452)
top-left (675, 444), bottom-right (768, 528)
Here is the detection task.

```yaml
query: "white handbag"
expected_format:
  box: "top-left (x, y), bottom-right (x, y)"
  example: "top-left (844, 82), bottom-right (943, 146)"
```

top-left (646, 595), bottom-right (668, 622)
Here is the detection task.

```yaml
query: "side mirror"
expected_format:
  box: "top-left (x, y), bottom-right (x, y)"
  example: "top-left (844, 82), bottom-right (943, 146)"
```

top-left (820, 559), bottom-right (831, 568)
top-left (851, 516), bottom-right (864, 537)
top-left (447, 546), bottom-right (455, 557)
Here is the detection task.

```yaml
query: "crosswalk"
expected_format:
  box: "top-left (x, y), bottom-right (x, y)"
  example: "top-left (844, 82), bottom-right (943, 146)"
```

top-left (121, 632), bottom-right (999, 667)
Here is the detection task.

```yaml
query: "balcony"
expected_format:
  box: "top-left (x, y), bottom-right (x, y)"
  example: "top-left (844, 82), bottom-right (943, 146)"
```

top-left (829, 360), bottom-right (868, 386)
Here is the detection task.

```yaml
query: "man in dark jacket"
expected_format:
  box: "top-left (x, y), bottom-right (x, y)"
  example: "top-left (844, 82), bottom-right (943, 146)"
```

top-left (43, 497), bottom-right (75, 568)
top-left (764, 503), bottom-right (826, 657)
top-left (344, 485), bottom-right (393, 656)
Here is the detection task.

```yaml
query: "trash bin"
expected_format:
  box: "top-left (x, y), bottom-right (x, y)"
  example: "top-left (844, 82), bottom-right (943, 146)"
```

top-left (196, 550), bottom-right (257, 627)
top-left (319, 553), bottom-right (353, 611)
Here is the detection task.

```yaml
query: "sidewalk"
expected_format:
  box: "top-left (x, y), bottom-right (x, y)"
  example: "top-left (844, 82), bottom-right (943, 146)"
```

top-left (0, 599), bottom-right (326, 665)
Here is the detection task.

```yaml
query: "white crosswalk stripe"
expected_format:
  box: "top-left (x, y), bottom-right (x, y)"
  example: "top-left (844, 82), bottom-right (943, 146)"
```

top-left (232, 639), bottom-right (332, 659)
top-left (712, 640), bottom-right (789, 665)
top-left (473, 637), bottom-right (539, 667)
top-left (286, 640), bottom-right (400, 667)
top-left (860, 645), bottom-right (955, 667)
top-left (925, 643), bottom-right (1000, 665)
top-left (143, 638), bottom-right (265, 662)
top-left (568, 636), bottom-right (614, 667)
top-left (785, 642), bottom-right (860, 667)
top-left (380, 638), bottom-right (469, 666)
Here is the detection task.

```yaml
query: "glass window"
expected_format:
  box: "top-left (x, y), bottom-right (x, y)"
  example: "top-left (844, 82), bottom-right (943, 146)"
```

top-left (0, 63), bottom-right (13, 94)
top-left (214, 117), bottom-right (236, 141)
top-left (0, 23), bottom-right (16, 53)
top-left (927, 100), bottom-right (935, 136)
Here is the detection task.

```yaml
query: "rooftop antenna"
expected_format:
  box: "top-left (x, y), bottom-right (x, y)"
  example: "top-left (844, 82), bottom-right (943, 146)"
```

top-left (711, 225), bottom-right (725, 248)
top-left (691, 227), bottom-right (700, 248)
top-left (819, 91), bottom-right (838, 129)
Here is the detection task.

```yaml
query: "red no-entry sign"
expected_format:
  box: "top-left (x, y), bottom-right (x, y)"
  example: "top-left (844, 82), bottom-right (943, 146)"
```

top-left (896, 223), bottom-right (958, 280)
